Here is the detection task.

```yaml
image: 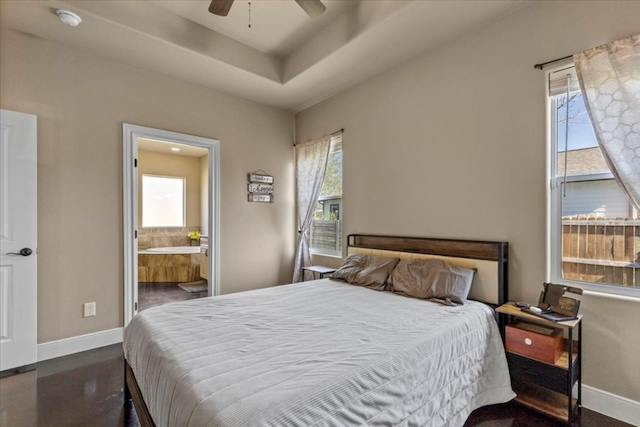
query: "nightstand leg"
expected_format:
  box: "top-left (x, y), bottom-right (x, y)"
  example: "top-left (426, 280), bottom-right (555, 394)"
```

top-left (578, 321), bottom-right (582, 408)
top-left (568, 327), bottom-right (574, 423)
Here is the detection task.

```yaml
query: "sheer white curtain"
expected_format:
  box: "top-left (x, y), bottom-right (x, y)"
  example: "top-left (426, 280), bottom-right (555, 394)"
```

top-left (574, 34), bottom-right (640, 209)
top-left (293, 135), bottom-right (331, 282)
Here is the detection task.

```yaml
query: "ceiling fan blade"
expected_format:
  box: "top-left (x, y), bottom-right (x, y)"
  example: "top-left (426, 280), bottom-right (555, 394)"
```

top-left (294, 0), bottom-right (326, 18)
top-left (208, 0), bottom-right (234, 16)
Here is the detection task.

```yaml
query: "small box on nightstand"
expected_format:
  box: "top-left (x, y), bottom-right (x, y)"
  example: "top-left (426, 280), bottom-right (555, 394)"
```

top-left (506, 321), bottom-right (563, 364)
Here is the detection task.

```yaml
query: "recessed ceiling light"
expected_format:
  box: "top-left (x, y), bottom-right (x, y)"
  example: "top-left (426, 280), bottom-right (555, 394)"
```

top-left (56, 10), bottom-right (82, 27)
top-left (171, 147), bottom-right (181, 152)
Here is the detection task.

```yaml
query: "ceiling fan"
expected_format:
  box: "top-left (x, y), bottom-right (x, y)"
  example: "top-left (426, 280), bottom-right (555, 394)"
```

top-left (208, 0), bottom-right (326, 18)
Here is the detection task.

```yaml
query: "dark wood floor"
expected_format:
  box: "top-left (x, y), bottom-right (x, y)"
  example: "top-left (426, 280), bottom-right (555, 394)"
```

top-left (0, 344), bottom-right (139, 427)
top-left (0, 343), bottom-right (632, 427)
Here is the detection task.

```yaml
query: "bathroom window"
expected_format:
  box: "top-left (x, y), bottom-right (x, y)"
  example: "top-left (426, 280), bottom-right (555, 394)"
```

top-left (142, 175), bottom-right (185, 227)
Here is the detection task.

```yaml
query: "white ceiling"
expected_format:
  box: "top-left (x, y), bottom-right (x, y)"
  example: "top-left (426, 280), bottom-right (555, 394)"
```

top-left (138, 138), bottom-right (209, 158)
top-left (0, 0), bottom-right (529, 112)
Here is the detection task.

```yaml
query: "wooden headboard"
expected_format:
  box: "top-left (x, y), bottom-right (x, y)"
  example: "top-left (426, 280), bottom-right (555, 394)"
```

top-left (346, 234), bottom-right (508, 306)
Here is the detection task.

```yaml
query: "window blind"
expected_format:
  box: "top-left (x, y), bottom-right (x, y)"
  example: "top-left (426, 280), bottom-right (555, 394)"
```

top-left (330, 133), bottom-right (342, 152)
top-left (549, 66), bottom-right (580, 97)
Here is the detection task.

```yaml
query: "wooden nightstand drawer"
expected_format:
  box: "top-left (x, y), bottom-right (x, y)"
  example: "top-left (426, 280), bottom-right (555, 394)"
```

top-left (507, 353), bottom-right (568, 395)
top-left (506, 321), bottom-right (563, 364)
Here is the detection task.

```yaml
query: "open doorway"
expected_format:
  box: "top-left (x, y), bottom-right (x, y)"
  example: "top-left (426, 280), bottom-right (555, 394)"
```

top-left (137, 138), bottom-right (207, 310)
top-left (123, 124), bottom-right (220, 326)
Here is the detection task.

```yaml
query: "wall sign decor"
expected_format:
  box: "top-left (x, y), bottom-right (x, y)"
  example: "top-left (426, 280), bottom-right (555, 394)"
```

top-left (248, 183), bottom-right (274, 194)
top-left (248, 193), bottom-right (273, 203)
top-left (248, 170), bottom-right (274, 202)
top-left (248, 173), bottom-right (274, 184)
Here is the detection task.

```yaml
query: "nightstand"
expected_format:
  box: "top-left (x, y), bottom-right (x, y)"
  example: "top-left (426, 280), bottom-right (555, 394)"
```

top-left (496, 302), bottom-right (582, 424)
top-left (302, 265), bottom-right (336, 280)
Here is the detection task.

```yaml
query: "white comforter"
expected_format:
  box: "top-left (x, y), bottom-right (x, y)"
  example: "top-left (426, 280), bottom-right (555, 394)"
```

top-left (123, 280), bottom-right (514, 427)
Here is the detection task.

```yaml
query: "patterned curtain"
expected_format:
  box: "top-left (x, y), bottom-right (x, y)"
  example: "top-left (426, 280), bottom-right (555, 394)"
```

top-left (293, 135), bottom-right (331, 282)
top-left (574, 34), bottom-right (640, 210)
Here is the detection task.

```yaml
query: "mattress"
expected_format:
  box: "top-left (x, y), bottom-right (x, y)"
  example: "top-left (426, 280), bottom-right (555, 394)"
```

top-left (123, 279), bottom-right (515, 427)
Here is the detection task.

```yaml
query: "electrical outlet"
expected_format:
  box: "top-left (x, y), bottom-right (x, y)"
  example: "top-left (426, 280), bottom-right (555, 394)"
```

top-left (83, 302), bottom-right (96, 317)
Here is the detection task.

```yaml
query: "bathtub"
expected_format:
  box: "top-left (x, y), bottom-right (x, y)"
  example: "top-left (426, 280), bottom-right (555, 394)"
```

top-left (138, 246), bottom-right (201, 282)
top-left (139, 246), bottom-right (200, 255)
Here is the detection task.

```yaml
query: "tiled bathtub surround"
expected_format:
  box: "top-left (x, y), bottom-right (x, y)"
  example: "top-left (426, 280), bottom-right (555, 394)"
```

top-left (138, 227), bottom-right (201, 250)
top-left (138, 253), bottom-right (200, 283)
top-left (138, 227), bottom-right (202, 282)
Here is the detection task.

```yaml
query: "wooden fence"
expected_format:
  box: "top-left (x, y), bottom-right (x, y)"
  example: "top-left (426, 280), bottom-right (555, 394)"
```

top-left (311, 220), bottom-right (342, 252)
top-left (562, 216), bottom-right (640, 287)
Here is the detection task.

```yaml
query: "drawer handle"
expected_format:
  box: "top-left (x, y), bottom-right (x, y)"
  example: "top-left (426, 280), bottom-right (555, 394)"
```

top-left (524, 338), bottom-right (533, 346)
top-left (523, 369), bottom-right (540, 377)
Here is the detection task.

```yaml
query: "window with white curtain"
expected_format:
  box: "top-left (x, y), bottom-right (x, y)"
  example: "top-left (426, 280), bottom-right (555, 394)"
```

top-left (548, 66), bottom-right (638, 291)
top-left (142, 175), bottom-right (186, 227)
top-left (310, 134), bottom-right (343, 256)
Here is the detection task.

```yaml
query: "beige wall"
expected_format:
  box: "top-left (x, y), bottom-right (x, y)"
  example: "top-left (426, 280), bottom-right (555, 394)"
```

top-left (297, 1), bottom-right (640, 403)
top-left (0, 28), bottom-right (295, 344)
top-left (137, 150), bottom-right (202, 228)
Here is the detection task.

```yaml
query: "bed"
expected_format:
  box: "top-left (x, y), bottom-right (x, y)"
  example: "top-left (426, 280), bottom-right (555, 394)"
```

top-left (123, 234), bottom-right (514, 427)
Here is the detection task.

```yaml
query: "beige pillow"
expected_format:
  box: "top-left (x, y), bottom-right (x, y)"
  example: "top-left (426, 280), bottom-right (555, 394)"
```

top-left (387, 259), bottom-right (475, 304)
top-left (331, 254), bottom-right (400, 290)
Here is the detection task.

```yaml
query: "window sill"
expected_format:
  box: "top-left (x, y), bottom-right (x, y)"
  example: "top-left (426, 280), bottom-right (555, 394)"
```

top-left (551, 277), bottom-right (640, 301)
top-left (310, 249), bottom-right (343, 259)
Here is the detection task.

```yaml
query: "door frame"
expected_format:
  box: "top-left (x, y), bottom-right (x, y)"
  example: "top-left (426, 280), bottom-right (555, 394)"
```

top-left (122, 124), bottom-right (220, 326)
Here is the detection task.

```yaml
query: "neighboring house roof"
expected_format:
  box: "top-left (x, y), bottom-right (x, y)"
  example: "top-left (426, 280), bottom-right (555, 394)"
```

top-left (319, 195), bottom-right (342, 202)
top-left (557, 147), bottom-right (610, 175)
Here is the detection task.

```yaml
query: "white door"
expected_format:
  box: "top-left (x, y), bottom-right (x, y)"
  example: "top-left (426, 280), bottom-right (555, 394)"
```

top-left (0, 110), bottom-right (37, 371)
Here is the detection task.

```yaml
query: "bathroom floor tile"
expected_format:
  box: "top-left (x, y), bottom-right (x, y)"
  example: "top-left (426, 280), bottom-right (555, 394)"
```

top-left (137, 282), bottom-right (206, 311)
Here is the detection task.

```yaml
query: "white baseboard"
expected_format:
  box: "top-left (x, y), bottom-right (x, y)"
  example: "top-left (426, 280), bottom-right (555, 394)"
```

top-left (583, 384), bottom-right (640, 426)
top-left (37, 327), bottom-right (123, 362)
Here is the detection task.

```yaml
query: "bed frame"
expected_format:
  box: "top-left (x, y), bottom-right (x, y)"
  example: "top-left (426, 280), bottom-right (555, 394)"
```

top-left (124, 234), bottom-right (509, 426)
top-left (347, 234), bottom-right (508, 306)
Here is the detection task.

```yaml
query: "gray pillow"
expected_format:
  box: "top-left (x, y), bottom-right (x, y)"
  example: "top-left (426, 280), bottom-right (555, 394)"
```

top-left (331, 254), bottom-right (400, 290)
top-left (387, 259), bottom-right (475, 304)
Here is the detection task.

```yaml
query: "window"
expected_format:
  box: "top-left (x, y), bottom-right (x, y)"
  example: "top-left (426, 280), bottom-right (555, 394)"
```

top-left (310, 134), bottom-right (343, 256)
top-left (548, 66), bottom-right (638, 291)
top-left (142, 175), bottom-right (185, 227)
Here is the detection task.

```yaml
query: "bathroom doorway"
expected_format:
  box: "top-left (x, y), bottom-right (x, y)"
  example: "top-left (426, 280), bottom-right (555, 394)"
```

top-left (123, 124), bottom-right (220, 325)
